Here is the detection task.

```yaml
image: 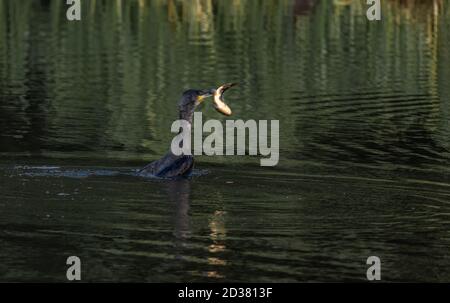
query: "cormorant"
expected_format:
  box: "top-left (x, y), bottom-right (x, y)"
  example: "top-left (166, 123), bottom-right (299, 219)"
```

top-left (138, 83), bottom-right (236, 178)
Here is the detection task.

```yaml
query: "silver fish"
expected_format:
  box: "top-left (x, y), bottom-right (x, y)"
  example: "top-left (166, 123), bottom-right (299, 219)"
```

top-left (213, 83), bottom-right (237, 116)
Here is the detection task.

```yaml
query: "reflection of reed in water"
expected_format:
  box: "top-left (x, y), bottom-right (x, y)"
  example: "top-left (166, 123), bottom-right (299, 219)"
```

top-left (387, 0), bottom-right (444, 22)
top-left (207, 210), bottom-right (227, 279)
top-left (0, 0), bottom-right (448, 159)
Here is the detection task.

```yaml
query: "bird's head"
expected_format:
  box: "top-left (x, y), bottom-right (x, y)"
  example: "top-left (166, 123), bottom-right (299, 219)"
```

top-left (179, 84), bottom-right (236, 120)
top-left (178, 89), bottom-right (214, 121)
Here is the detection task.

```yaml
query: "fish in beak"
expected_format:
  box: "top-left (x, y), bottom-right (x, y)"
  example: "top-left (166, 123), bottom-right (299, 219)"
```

top-left (213, 83), bottom-right (237, 116)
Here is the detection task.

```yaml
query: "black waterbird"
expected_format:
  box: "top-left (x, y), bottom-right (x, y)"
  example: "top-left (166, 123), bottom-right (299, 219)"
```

top-left (138, 83), bottom-right (237, 178)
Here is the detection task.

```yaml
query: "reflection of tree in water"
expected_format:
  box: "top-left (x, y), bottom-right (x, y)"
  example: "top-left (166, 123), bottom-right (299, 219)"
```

top-left (0, 0), bottom-right (448, 161)
top-left (293, 0), bottom-right (317, 16)
top-left (0, 0), bottom-right (49, 153)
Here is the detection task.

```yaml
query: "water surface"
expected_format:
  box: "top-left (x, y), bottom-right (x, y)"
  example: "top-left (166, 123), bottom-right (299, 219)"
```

top-left (0, 0), bottom-right (450, 282)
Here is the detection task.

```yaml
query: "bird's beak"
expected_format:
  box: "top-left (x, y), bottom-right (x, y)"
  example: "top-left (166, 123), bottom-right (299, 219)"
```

top-left (196, 89), bottom-right (215, 102)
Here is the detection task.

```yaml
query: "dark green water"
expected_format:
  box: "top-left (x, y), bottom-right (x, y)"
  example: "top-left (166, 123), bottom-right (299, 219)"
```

top-left (1, 0), bottom-right (450, 282)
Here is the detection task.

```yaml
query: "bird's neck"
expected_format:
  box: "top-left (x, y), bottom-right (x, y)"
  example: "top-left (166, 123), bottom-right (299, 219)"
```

top-left (179, 108), bottom-right (195, 124)
top-left (177, 111), bottom-right (193, 148)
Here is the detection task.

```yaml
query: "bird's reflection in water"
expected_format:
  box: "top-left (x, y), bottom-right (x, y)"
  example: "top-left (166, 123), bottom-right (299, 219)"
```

top-left (166, 179), bottom-right (191, 242)
top-left (165, 179), bottom-right (228, 279)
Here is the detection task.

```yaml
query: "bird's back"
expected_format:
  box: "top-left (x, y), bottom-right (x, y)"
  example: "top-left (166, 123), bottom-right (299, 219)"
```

top-left (138, 152), bottom-right (194, 178)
